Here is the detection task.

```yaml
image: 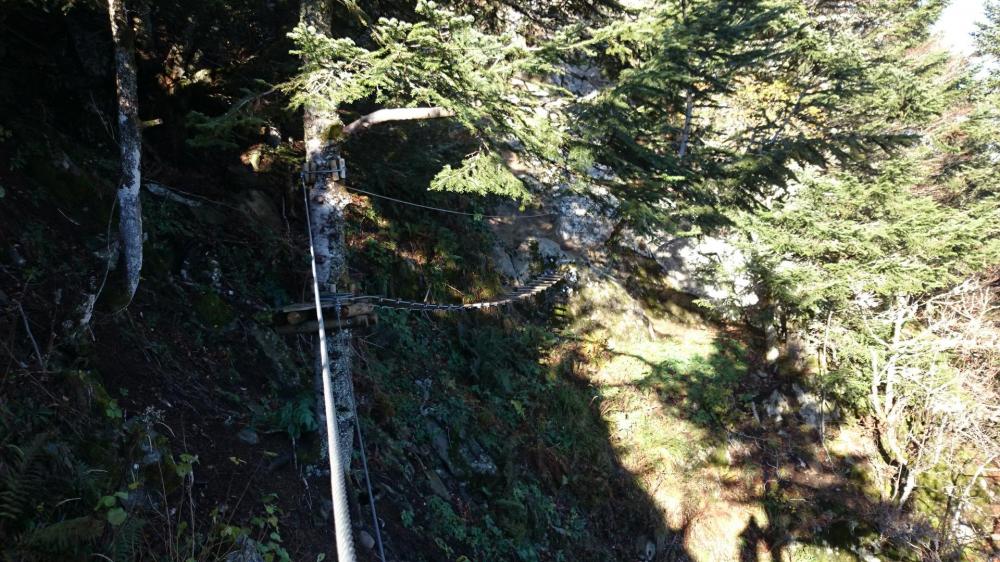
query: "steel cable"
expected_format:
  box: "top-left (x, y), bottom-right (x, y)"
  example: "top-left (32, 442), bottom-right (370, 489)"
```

top-left (301, 176), bottom-right (357, 562)
top-left (315, 271), bottom-right (566, 312)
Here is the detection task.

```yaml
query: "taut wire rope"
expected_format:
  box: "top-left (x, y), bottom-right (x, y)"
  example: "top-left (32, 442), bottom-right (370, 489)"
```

top-left (332, 292), bottom-right (387, 561)
top-left (345, 185), bottom-right (554, 218)
top-left (301, 174), bottom-right (357, 562)
top-left (335, 294), bottom-right (386, 562)
top-left (306, 171), bottom-right (554, 219)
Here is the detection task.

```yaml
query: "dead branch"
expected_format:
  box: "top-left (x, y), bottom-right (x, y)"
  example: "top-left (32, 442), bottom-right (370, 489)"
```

top-left (342, 106), bottom-right (455, 137)
top-left (16, 303), bottom-right (45, 371)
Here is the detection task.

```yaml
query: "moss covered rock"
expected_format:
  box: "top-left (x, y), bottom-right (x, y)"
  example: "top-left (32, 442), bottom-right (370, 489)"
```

top-left (194, 291), bottom-right (234, 328)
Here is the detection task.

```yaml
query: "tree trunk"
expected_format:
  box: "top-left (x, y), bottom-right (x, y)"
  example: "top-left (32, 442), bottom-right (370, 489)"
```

top-left (108, 0), bottom-right (143, 299)
top-left (678, 89), bottom-right (694, 160)
top-left (896, 466), bottom-right (917, 507)
top-left (947, 455), bottom-right (997, 542)
top-left (301, 0), bottom-right (355, 474)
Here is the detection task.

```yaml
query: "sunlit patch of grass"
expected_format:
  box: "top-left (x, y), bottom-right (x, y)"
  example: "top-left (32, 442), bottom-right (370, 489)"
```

top-left (564, 272), bottom-right (779, 561)
top-left (686, 502), bottom-right (771, 562)
top-left (565, 271), bottom-right (811, 561)
top-left (585, 305), bottom-right (755, 523)
top-left (595, 327), bottom-right (749, 431)
top-left (601, 382), bottom-right (711, 532)
top-left (595, 347), bottom-right (697, 483)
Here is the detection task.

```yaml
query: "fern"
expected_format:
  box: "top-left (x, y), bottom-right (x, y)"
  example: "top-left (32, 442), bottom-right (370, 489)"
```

top-left (110, 516), bottom-right (143, 562)
top-left (0, 398), bottom-right (119, 561)
top-left (0, 434), bottom-right (50, 526)
top-left (0, 433), bottom-right (107, 560)
top-left (16, 516), bottom-right (105, 558)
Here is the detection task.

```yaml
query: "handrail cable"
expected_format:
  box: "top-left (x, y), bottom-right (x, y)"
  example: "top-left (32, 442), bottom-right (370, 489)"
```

top-left (339, 305), bottom-right (388, 561)
top-left (312, 271), bottom-right (567, 312)
top-left (303, 173), bottom-right (555, 219)
top-left (302, 178), bottom-right (357, 562)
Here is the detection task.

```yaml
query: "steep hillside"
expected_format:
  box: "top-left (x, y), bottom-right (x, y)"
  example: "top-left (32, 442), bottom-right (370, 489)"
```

top-left (1, 1), bottom-right (998, 561)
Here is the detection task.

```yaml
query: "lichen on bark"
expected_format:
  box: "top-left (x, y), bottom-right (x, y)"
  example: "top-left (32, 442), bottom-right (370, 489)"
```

top-left (108, 0), bottom-right (143, 299)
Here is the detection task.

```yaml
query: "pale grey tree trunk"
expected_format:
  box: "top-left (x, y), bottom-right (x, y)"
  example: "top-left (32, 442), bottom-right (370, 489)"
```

top-left (678, 89), bottom-right (694, 160)
top-left (301, 1), bottom-right (354, 473)
top-left (897, 469), bottom-right (917, 507)
top-left (108, 0), bottom-right (143, 299)
top-left (947, 455), bottom-right (996, 543)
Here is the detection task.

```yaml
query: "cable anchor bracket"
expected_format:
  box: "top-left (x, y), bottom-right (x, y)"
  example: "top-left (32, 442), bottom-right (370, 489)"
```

top-left (302, 157), bottom-right (347, 184)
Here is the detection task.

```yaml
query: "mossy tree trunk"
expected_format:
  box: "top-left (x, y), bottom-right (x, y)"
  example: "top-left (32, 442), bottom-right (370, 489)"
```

top-left (300, 0), bottom-right (355, 472)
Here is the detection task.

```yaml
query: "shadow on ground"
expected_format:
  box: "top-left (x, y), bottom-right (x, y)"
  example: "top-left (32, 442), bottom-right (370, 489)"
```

top-left (560, 255), bottom-right (916, 562)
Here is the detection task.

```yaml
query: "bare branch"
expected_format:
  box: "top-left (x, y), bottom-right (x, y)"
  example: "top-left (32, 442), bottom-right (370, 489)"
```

top-left (342, 107), bottom-right (455, 137)
top-left (144, 182), bottom-right (202, 207)
top-left (16, 303), bottom-right (45, 371)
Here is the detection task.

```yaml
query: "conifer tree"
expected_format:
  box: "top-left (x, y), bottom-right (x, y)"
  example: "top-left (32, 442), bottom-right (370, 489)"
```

top-left (560, 0), bottom-right (931, 233)
top-left (288, 0), bottom-right (562, 201)
top-left (732, 11), bottom-right (1000, 550)
top-left (289, 0), bottom-right (564, 481)
top-left (977, 0), bottom-right (1000, 91)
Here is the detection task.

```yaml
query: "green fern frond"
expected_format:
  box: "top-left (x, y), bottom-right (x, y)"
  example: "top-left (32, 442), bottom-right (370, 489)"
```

top-left (111, 515), bottom-right (143, 562)
top-left (0, 435), bottom-right (50, 524)
top-left (16, 516), bottom-right (105, 556)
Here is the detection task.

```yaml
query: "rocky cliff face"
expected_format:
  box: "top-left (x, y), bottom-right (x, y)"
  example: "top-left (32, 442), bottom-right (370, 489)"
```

top-left (491, 57), bottom-right (758, 308)
top-left (646, 235), bottom-right (756, 307)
